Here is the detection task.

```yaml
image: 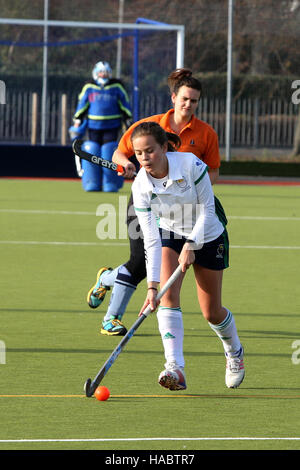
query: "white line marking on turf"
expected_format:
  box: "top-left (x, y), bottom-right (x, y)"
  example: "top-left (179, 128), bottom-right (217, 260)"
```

top-left (0, 240), bottom-right (299, 250)
top-left (231, 245), bottom-right (300, 250)
top-left (0, 437), bottom-right (299, 443)
top-left (1, 209), bottom-right (300, 221)
top-left (0, 209), bottom-right (95, 215)
top-left (0, 240), bottom-right (128, 246)
top-left (228, 215), bottom-right (300, 221)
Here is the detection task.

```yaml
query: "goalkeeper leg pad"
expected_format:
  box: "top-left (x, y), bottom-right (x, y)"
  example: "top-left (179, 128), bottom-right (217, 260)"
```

top-left (81, 141), bottom-right (102, 192)
top-left (101, 141), bottom-right (124, 192)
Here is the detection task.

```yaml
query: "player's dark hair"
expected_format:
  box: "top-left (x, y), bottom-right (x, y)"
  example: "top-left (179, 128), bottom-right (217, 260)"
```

top-left (167, 68), bottom-right (202, 96)
top-left (131, 121), bottom-right (181, 152)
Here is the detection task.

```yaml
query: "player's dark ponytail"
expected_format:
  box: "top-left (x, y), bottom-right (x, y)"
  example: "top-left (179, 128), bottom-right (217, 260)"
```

top-left (167, 68), bottom-right (202, 96)
top-left (165, 131), bottom-right (181, 152)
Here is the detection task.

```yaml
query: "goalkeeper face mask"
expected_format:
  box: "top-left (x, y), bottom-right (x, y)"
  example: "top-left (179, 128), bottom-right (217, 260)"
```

top-left (95, 75), bottom-right (109, 86)
top-left (92, 61), bottom-right (112, 86)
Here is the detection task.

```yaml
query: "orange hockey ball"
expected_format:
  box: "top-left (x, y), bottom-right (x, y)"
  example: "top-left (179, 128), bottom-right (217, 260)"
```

top-left (94, 386), bottom-right (110, 401)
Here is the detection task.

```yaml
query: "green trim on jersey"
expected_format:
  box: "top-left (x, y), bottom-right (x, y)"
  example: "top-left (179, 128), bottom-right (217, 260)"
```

top-left (78, 83), bottom-right (100, 100)
top-left (214, 196), bottom-right (228, 227)
top-left (105, 82), bottom-right (130, 99)
top-left (194, 167), bottom-right (208, 185)
top-left (118, 99), bottom-right (132, 116)
top-left (88, 113), bottom-right (122, 120)
top-left (74, 102), bottom-right (89, 119)
top-left (134, 207), bottom-right (151, 212)
top-left (220, 229), bottom-right (230, 268)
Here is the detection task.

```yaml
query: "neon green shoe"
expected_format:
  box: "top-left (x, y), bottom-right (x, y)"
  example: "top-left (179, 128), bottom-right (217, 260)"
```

top-left (100, 316), bottom-right (127, 336)
top-left (87, 267), bottom-right (112, 309)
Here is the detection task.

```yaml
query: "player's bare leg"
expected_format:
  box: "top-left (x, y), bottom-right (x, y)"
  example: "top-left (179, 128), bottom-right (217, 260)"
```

top-left (193, 265), bottom-right (244, 388)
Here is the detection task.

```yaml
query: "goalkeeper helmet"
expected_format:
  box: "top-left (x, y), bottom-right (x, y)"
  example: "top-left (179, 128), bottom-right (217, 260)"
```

top-left (92, 61), bottom-right (112, 86)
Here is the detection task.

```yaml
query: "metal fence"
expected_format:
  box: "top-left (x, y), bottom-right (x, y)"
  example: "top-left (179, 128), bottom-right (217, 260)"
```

top-left (197, 97), bottom-right (298, 149)
top-left (0, 89), bottom-right (298, 148)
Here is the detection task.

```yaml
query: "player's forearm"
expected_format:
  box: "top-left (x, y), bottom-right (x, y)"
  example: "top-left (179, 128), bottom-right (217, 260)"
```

top-left (112, 149), bottom-right (136, 177)
top-left (134, 210), bottom-right (161, 283)
top-left (208, 168), bottom-right (219, 185)
top-left (112, 149), bottom-right (131, 166)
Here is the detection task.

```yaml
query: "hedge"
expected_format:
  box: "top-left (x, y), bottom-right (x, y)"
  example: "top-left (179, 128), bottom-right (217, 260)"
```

top-left (0, 72), bottom-right (298, 101)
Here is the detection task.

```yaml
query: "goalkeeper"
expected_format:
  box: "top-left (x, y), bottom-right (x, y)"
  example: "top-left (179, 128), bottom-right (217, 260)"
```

top-left (70, 61), bottom-right (132, 192)
top-left (87, 68), bottom-right (226, 336)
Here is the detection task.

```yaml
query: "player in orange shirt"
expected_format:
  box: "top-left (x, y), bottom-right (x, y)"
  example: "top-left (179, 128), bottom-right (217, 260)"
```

top-left (117, 108), bottom-right (220, 173)
top-left (86, 68), bottom-right (227, 336)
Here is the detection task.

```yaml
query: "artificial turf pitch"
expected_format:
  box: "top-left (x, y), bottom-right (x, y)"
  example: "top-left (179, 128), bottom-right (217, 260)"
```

top-left (0, 178), bottom-right (299, 451)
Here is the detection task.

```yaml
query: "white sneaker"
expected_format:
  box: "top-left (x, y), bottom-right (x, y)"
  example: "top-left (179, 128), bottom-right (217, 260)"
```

top-left (158, 362), bottom-right (187, 391)
top-left (225, 346), bottom-right (245, 388)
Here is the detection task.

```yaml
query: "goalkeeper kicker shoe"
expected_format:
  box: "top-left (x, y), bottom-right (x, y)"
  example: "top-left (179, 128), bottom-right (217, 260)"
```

top-left (100, 316), bottom-right (127, 336)
top-left (158, 362), bottom-right (186, 391)
top-left (87, 267), bottom-right (112, 309)
top-left (225, 346), bottom-right (245, 388)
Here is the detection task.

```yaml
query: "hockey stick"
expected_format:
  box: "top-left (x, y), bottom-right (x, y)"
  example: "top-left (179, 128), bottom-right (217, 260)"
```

top-left (72, 139), bottom-right (125, 174)
top-left (84, 264), bottom-right (183, 397)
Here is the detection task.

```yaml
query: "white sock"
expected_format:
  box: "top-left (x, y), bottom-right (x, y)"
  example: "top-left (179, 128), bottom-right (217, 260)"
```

top-left (157, 307), bottom-right (184, 368)
top-left (208, 309), bottom-right (241, 356)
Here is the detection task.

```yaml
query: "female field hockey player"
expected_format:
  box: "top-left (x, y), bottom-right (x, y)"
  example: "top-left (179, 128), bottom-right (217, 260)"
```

top-left (87, 68), bottom-right (227, 336)
top-left (131, 121), bottom-right (244, 390)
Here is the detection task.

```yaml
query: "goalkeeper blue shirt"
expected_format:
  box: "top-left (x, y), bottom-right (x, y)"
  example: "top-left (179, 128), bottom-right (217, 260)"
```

top-left (74, 79), bottom-right (132, 130)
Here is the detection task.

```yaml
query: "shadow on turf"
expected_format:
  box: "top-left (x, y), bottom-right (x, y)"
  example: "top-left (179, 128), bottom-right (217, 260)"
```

top-left (0, 307), bottom-right (92, 314)
top-left (219, 192), bottom-right (300, 200)
top-left (240, 329), bottom-right (299, 338)
top-left (1, 308), bottom-right (299, 319)
top-left (108, 392), bottom-right (300, 399)
top-left (5, 348), bottom-right (296, 361)
top-left (242, 387), bottom-right (300, 392)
